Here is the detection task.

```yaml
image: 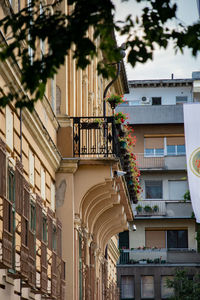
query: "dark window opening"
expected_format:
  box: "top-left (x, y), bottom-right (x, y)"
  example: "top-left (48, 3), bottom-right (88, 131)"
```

top-left (42, 215), bottom-right (47, 243)
top-left (145, 180), bottom-right (163, 199)
top-left (52, 225), bottom-right (57, 251)
top-left (30, 202), bottom-right (36, 232)
top-left (167, 230), bottom-right (188, 249)
top-left (152, 97), bottom-right (161, 105)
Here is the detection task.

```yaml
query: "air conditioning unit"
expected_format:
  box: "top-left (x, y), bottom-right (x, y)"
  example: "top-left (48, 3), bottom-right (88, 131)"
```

top-left (141, 96), bottom-right (150, 104)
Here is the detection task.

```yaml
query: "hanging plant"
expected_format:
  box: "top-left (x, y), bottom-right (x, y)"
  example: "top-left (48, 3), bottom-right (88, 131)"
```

top-left (107, 94), bottom-right (125, 109)
top-left (114, 112), bottom-right (128, 124)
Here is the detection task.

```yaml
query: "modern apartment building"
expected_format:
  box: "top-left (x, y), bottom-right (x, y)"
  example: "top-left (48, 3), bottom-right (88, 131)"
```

top-left (0, 1), bottom-right (134, 300)
top-left (117, 74), bottom-right (200, 300)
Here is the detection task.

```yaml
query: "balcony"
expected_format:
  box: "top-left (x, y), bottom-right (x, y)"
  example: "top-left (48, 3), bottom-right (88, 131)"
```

top-left (72, 116), bottom-right (117, 157)
top-left (71, 116), bottom-right (138, 203)
top-left (118, 248), bottom-right (200, 265)
top-left (133, 201), bottom-right (193, 218)
top-left (133, 200), bottom-right (166, 216)
top-left (136, 153), bottom-right (186, 170)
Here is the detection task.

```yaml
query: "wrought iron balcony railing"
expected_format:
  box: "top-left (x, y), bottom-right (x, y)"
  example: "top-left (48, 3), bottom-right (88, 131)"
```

top-left (72, 116), bottom-right (138, 204)
top-left (72, 116), bottom-right (119, 157)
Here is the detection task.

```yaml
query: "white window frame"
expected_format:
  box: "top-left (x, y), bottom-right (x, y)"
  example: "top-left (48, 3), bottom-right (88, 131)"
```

top-left (40, 167), bottom-right (46, 200)
top-left (50, 182), bottom-right (55, 212)
top-left (29, 150), bottom-right (35, 186)
top-left (6, 106), bottom-right (13, 151)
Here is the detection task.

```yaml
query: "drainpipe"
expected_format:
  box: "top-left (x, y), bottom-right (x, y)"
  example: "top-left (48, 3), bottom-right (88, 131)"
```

top-left (103, 44), bottom-right (126, 118)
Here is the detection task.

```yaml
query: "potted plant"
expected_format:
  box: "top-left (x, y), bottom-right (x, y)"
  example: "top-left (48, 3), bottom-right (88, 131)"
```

top-left (153, 205), bottom-right (159, 212)
top-left (136, 204), bottom-right (143, 213)
top-left (106, 94), bottom-right (124, 109)
top-left (118, 137), bottom-right (127, 149)
top-left (144, 205), bottom-right (152, 213)
top-left (114, 112), bottom-right (127, 125)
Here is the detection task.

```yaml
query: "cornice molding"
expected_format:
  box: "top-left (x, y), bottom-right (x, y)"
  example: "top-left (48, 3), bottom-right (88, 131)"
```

top-left (58, 158), bottom-right (79, 173)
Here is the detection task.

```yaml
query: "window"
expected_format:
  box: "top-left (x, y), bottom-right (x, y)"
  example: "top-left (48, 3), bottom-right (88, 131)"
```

top-left (30, 202), bottom-right (36, 232)
top-left (145, 148), bottom-right (164, 157)
top-left (161, 276), bottom-right (174, 299)
top-left (145, 181), bottom-right (163, 199)
top-left (121, 276), bottom-right (134, 299)
top-left (8, 168), bottom-right (15, 204)
top-left (176, 96), bottom-right (188, 104)
top-left (166, 137), bottom-right (185, 156)
top-left (141, 276), bottom-right (154, 299)
top-left (50, 182), bottom-right (55, 212)
top-left (6, 106), bottom-right (13, 151)
top-left (167, 145), bottom-right (185, 156)
top-left (144, 137), bottom-right (164, 157)
top-left (119, 231), bottom-right (129, 249)
top-left (167, 230), bottom-right (188, 249)
top-left (146, 230), bottom-right (166, 248)
top-left (152, 97), bottom-right (161, 105)
top-left (52, 225), bottom-right (57, 251)
top-left (168, 180), bottom-right (188, 200)
top-left (41, 167), bottom-right (45, 200)
top-left (42, 215), bottom-right (47, 243)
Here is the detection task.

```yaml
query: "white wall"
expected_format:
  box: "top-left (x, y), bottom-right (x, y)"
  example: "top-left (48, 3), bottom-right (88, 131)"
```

top-left (125, 86), bottom-right (193, 105)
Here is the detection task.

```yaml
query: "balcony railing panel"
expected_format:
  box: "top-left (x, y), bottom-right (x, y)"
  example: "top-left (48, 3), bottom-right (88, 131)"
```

top-left (136, 153), bottom-right (186, 170)
top-left (136, 153), bottom-right (164, 169)
top-left (73, 117), bottom-right (116, 157)
top-left (119, 249), bottom-right (200, 265)
top-left (133, 200), bottom-right (166, 216)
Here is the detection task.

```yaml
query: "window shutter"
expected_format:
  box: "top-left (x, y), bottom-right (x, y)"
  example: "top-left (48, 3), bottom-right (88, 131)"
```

top-left (57, 218), bottom-right (62, 258)
top-left (41, 241), bottom-right (48, 293)
top-left (47, 208), bottom-right (53, 251)
top-left (60, 260), bottom-right (65, 300)
top-left (51, 252), bottom-right (57, 299)
top-left (15, 160), bottom-right (23, 214)
top-left (28, 229), bottom-right (36, 287)
top-left (21, 242), bottom-right (29, 279)
top-left (36, 195), bottom-right (43, 240)
top-left (0, 138), bottom-right (6, 198)
top-left (2, 198), bottom-right (13, 268)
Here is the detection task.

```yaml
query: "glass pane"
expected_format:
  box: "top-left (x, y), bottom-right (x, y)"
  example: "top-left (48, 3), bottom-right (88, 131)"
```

top-left (121, 276), bottom-right (134, 299)
top-left (161, 276), bottom-right (174, 298)
top-left (167, 231), bottom-right (177, 248)
top-left (178, 230), bottom-right (188, 248)
top-left (141, 276), bottom-right (154, 298)
top-left (145, 148), bottom-right (154, 156)
top-left (145, 181), bottom-right (162, 199)
top-left (152, 97), bottom-right (161, 105)
top-left (167, 145), bottom-right (176, 155)
top-left (155, 148), bottom-right (164, 156)
top-left (42, 217), bottom-right (47, 242)
top-left (177, 145), bottom-right (185, 155)
top-left (52, 226), bottom-right (57, 251)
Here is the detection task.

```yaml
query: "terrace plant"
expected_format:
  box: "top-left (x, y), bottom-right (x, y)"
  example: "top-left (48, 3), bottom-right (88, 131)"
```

top-left (106, 94), bottom-right (125, 109)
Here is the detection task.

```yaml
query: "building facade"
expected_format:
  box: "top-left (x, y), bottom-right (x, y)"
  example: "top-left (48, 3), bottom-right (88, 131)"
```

top-left (0, 1), bottom-right (135, 300)
top-left (117, 75), bottom-right (200, 300)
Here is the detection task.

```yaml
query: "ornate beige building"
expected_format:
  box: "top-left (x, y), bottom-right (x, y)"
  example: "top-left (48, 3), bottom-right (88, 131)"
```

top-left (0, 1), bottom-right (134, 300)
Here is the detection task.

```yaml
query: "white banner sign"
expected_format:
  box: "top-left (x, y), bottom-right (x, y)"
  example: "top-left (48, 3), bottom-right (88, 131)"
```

top-left (184, 103), bottom-right (200, 223)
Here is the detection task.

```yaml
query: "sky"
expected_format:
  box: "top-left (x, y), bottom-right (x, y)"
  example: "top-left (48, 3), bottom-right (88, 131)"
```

top-left (114, 0), bottom-right (200, 80)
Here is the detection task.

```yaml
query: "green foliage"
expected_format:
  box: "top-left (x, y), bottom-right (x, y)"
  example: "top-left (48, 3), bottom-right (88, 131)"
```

top-left (167, 269), bottom-right (200, 300)
top-left (184, 190), bottom-right (191, 201)
top-left (1, 0), bottom-right (200, 110)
